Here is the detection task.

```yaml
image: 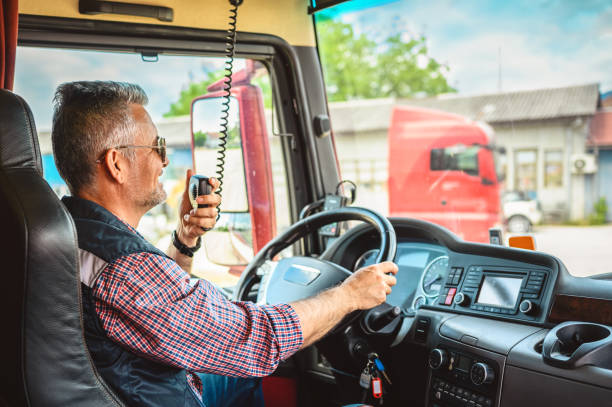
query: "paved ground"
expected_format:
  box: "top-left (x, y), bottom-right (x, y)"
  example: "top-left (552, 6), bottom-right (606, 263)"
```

top-left (529, 224), bottom-right (612, 277)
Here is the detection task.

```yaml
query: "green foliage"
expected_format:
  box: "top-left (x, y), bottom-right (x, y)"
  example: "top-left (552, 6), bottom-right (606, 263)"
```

top-left (226, 125), bottom-right (241, 149)
top-left (589, 197), bottom-right (608, 225)
top-left (164, 21), bottom-right (455, 116)
top-left (164, 69), bottom-right (272, 117)
top-left (163, 71), bottom-right (225, 117)
top-left (252, 75), bottom-right (272, 109)
top-left (564, 197), bottom-right (609, 226)
top-left (317, 21), bottom-right (378, 101)
top-left (193, 131), bottom-right (207, 147)
top-left (317, 20), bottom-right (455, 101)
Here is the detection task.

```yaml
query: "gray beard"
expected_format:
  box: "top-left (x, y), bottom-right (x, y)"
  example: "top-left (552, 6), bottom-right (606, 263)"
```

top-left (139, 187), bottom-right (167, 210)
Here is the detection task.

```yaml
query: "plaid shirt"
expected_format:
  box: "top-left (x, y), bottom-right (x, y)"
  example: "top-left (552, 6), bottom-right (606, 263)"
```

top-left (90, 234), bottom-right (303, 398)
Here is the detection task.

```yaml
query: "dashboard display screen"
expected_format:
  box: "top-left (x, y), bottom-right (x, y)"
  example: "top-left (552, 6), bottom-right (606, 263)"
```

top-left (476, 276), bottom-right (523, 309)
top-left (396, 251), bottom-right (430, 268)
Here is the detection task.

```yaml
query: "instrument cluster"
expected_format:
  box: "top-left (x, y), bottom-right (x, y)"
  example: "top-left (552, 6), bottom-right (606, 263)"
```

top-left (353, 242), bottom-right (450, 312)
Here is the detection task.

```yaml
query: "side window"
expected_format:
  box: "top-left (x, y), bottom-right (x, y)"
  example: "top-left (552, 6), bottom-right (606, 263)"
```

top-left (15, 47), bottom-right (288, 288)
top-left (430, 145), bottom-right (480, 176)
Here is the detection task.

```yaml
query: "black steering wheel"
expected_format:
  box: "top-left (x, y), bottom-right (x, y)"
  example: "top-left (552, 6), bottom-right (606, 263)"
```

top-left (233, 207), bottom-right (397, 310)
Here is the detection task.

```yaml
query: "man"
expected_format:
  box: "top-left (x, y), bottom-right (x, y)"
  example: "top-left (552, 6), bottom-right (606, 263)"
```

top-left (52, 81), bottom-right (398, 407)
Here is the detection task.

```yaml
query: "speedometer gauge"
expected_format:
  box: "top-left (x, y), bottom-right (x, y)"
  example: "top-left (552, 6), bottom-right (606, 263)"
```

top-left (420, 255), bottom-right (449, 297)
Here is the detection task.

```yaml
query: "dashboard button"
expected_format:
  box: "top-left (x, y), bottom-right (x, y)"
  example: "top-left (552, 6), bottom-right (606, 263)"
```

top-left (519, 299), bottom-right (537, 315)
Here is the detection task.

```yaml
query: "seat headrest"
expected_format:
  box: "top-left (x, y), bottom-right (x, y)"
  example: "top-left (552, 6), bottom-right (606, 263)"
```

top-left (0, 89), bottom-right (43, 175)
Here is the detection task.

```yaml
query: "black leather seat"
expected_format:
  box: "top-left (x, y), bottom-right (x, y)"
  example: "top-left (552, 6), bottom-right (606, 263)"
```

top-left (0, 89), bottom-right (123, 406)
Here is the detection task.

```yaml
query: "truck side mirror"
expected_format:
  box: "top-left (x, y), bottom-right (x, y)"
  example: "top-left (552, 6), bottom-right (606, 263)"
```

top-left (191, 96), bottom-right (252, 267)
top-left (190, 83), bottom-right (276, 268)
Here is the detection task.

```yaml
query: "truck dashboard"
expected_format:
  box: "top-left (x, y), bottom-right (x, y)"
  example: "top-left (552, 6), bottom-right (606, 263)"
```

top-left (312, 217), bottom-right (612, 406)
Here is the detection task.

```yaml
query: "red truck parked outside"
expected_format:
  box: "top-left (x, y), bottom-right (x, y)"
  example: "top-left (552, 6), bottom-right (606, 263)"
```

top-left (388, 106), bottom-right (503, 243)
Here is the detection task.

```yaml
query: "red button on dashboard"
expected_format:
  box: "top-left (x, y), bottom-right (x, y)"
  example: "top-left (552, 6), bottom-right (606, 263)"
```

top-left (445, 288), bottom-right (457, 305)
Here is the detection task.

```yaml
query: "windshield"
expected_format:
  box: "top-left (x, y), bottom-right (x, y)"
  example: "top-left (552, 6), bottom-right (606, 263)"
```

top-left (315, 0), bottom-right (611, 277)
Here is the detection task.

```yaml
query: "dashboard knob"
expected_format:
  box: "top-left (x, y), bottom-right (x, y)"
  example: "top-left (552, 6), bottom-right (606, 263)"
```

top-left (470, 362), bottom-right (495, 385)
top-left (454, 292), bottom-right (469, 306)
top-left (428, 348), bottom-right (448, 370)
top-left (519, 299), bottom-right (537, 315)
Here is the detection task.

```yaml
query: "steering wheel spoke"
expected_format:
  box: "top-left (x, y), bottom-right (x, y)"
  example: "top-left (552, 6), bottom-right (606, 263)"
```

top-left (255, 259), bottom-right (279, 304)
top-left (234, 207), bottom-right (397, 317)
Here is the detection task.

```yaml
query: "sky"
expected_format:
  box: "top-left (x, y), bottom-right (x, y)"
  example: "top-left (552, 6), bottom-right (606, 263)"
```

top-left (14, 0), bottom-right (612, 128)
top-left (319, 0), bottom-right (612, 96)
top-left (14, 49), bottom-right (234, 129)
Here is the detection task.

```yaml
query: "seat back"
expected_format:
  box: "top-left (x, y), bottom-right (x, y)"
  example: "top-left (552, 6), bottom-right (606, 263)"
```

top-left (0, 89), bottom-right (123, 406)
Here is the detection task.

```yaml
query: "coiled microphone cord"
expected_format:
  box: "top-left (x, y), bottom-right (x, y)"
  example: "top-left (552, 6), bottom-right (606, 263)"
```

top-left (215, 0), bottom-right (242, 220)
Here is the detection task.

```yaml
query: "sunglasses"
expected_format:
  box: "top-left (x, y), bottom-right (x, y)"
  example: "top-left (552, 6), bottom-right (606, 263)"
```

top-left (96, 137), bottom-right (167, 163)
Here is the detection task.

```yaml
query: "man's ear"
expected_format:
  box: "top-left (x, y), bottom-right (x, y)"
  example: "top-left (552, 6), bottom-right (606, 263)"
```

top-left (103, 149), bottom-right (129, 184)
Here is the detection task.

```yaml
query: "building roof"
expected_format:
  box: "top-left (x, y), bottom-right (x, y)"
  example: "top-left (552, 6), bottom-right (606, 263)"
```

top-left (588, 110), bottom-right (612, 147)
top-left (328, 98), bottom-right (395, 135)
top-left (399, 83), bottom-right (601, 124)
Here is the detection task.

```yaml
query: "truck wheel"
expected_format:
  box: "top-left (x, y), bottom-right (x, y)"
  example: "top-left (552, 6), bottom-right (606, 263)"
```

top-left (508, 215), bottom-right (531, 234)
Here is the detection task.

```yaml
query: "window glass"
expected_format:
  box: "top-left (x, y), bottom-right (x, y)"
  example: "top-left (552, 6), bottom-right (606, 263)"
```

top-left (544, 150), bottom-right (564, 188)
top-left (514, 149), bottom-right (538, 192)
top-left (315, 1), bottom-right (611, 276)
top-left (430, 145), bottom-right (479, 176)
top-left (15, 47), bottom-right (286, 287)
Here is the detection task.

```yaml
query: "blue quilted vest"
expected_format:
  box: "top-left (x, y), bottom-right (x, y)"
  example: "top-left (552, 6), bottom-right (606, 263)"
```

top-left (62, 196), bottom-right (204, 407)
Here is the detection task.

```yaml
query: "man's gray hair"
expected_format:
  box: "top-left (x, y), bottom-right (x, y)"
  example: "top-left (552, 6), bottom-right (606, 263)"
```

top-left (51, 81), bottom-right (149, 194)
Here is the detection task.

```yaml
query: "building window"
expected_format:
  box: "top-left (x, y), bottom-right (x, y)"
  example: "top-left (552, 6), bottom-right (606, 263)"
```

top-left (544, 150), bottom-right (563, 188)
top-left (514, 149), bottom-right (538, 191)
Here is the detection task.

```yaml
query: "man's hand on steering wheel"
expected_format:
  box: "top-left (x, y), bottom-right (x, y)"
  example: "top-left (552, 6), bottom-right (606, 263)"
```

top-left (233, 206), bottom-right (399, 347)
top-left (340, 261), bottom-right (398, 311)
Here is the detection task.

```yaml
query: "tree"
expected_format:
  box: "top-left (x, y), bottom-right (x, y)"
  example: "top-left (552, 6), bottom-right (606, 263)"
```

top-left (317, 20), bottom-right (455, 101)
top-left (163, 71), bottom-right (224, 117)
top-left (317, 20), bottom-right (379, 102)
top-left (164, 21), bottom-right (455, 115)
top-left (164, 69), bottom-right (273, 118)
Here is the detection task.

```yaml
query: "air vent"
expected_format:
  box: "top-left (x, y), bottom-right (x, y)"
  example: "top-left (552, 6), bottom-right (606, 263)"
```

top-left (415, 316), bottom-right (431, 343)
